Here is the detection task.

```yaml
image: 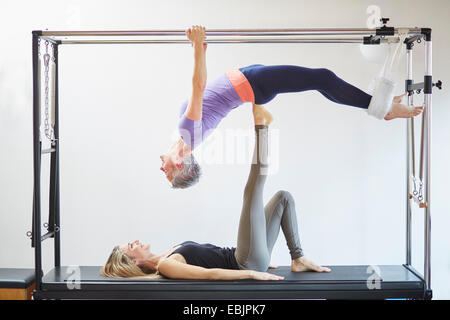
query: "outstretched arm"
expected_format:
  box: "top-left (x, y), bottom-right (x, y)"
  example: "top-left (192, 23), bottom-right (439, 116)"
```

top-left (184, 25), bottom-right (207, 121)
top-left (158, 258), bottom-right (283, 281)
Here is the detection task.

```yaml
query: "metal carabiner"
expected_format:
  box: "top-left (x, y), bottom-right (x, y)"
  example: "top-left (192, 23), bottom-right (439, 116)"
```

top-left (43, 52), bottom-right (50, 67)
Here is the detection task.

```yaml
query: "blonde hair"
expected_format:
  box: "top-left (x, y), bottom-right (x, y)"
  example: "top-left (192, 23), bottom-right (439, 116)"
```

top-left (100, 246), bottom-right (163, 279)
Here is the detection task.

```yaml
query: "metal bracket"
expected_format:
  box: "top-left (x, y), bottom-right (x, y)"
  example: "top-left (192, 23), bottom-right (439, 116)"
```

top-left (404, 34), bottom-right (424, 49)
top-left (376, 17), bottom-right (395, 36)
top-left (407, 79), bottom-right (442, 94)
top-left (363, 35), bottom-right (381, 45)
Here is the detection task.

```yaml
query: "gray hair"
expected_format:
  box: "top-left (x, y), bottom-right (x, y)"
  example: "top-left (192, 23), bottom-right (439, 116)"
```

top-left (171, 154), bottom-right (201, 189)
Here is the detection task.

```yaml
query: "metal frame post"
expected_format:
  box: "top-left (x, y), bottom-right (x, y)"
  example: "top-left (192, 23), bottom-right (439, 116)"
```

top-left (405, 43), bottom-right (413, 266)
top-left (51, 43), bottom-right (61, 266)
top-left (423, 30), bottom-right (432, 296)
top-left (32, 30), bottom-right (43, 292)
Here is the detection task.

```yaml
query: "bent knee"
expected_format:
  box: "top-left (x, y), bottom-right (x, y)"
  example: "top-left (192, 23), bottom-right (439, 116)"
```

top-left (316, 68), bottom-right (336, 78)
top-left (315, 68), bottom-right (337, 87)
top-left (249, 262), bottom-right (270, 272)
top-left (245, 253), bottom-right (270, 272)
top-left (275, 190), bottom-right (295, 204)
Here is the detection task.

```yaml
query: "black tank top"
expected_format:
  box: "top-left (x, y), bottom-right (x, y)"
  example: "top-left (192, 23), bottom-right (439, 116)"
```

top-left (168, 241), bottom-right (239, 270)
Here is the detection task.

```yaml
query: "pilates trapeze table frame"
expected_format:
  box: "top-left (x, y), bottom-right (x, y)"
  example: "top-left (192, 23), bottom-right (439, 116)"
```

top-left (30, 25), bottom-right (434, 300)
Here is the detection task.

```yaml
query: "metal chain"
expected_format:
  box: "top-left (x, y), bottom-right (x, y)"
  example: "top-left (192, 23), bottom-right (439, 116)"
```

top-left (418, 180), bottom-right (424, 202)
top-left (43, 41), bottom-right (55, 142)
top-left (411, 175), bottom-right (424, 201)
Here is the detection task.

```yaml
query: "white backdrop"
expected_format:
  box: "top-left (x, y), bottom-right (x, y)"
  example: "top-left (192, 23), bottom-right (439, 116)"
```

top-left (0, 0), bottom-right (449, 299)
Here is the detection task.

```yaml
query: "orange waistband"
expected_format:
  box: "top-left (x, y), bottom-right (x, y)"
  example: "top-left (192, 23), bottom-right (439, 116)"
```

top-left (225, 69), bottom-right (255, 104)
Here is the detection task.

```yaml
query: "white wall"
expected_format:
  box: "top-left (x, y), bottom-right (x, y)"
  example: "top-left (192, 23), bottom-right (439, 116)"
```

top-left (0, 0), bottom-right (449, 299)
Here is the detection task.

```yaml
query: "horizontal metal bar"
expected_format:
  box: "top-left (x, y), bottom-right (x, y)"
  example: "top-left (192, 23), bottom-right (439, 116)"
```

top-left (40, 36), bottom-right (60, 45)
top-left (42, 148), bottom-right (56, 154)
top-left (41, 231), bottom-right (55, 241)
top-left (58, 37), bottom-right (398, 45)
top-left (40, 28), bottom-right (423, 37)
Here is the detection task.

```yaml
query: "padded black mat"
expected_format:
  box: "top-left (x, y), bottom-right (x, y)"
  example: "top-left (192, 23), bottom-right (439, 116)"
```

top-left (43, 265), bottom-right (415, 283)
top-left (0, 268), bottom-right (35, 288)
top-left (271, 265), bottom-right (382, 281)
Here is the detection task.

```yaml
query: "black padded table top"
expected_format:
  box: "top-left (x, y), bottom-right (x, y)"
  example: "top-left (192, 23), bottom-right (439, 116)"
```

top-left (37, 265), bottom-right (425, 299)
top-left (42, 265), bottom-right (424, 283)
top-left (0, 268), bottom-right (35, 288)
top-left (45, 265), bottom-right (377, 282)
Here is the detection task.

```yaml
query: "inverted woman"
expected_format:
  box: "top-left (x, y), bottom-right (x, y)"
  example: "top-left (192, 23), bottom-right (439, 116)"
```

top-left (102, 107), bottom-right (330, 280)
top-left (160, 25), bottom-right (423, 188)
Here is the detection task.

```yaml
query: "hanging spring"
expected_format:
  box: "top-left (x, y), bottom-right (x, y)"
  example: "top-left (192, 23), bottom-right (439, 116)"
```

top-left (43, 41), bottom-right (55, 143)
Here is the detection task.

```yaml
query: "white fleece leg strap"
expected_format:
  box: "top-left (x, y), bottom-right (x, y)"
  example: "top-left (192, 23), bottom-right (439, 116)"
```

top-left (367, 30), bottom-right (408, 120)
top-left (367, 76), bottom-right (396, 120)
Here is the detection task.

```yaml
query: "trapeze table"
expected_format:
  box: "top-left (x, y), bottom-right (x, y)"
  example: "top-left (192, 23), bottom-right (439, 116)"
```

top-left (35, 265), bottom-right (425, 300)
top-left (30, 21), bottom-right (437, 300)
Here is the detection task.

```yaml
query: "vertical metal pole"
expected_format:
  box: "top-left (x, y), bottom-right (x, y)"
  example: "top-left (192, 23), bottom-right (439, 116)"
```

top-left (405, 44), bottom-right (413, 266)
top-left (48, 45), bottom-right (56, 235)
top-left (53, 44), bottom-right (61, 267)
top-left (419, 111), bottom-right (426, 184)
top-left (32, 31), bottom-right (43, 294)
top-left (423, 35), bottom-right (432, 293)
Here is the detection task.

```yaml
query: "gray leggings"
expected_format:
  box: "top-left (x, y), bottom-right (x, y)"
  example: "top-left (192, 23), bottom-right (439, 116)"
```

top-left (234, 125), bottom-right (304, 271)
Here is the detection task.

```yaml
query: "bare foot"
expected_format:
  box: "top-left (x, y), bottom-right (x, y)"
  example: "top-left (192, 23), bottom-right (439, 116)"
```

top-left (384, 93), bottom-right (424, 120)
top-left (291, 257), bottom-right (331, 273)
top-left (384, 103), bottom-right (424, 120)
top-left (253, 104), bottom-right (273, 126)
